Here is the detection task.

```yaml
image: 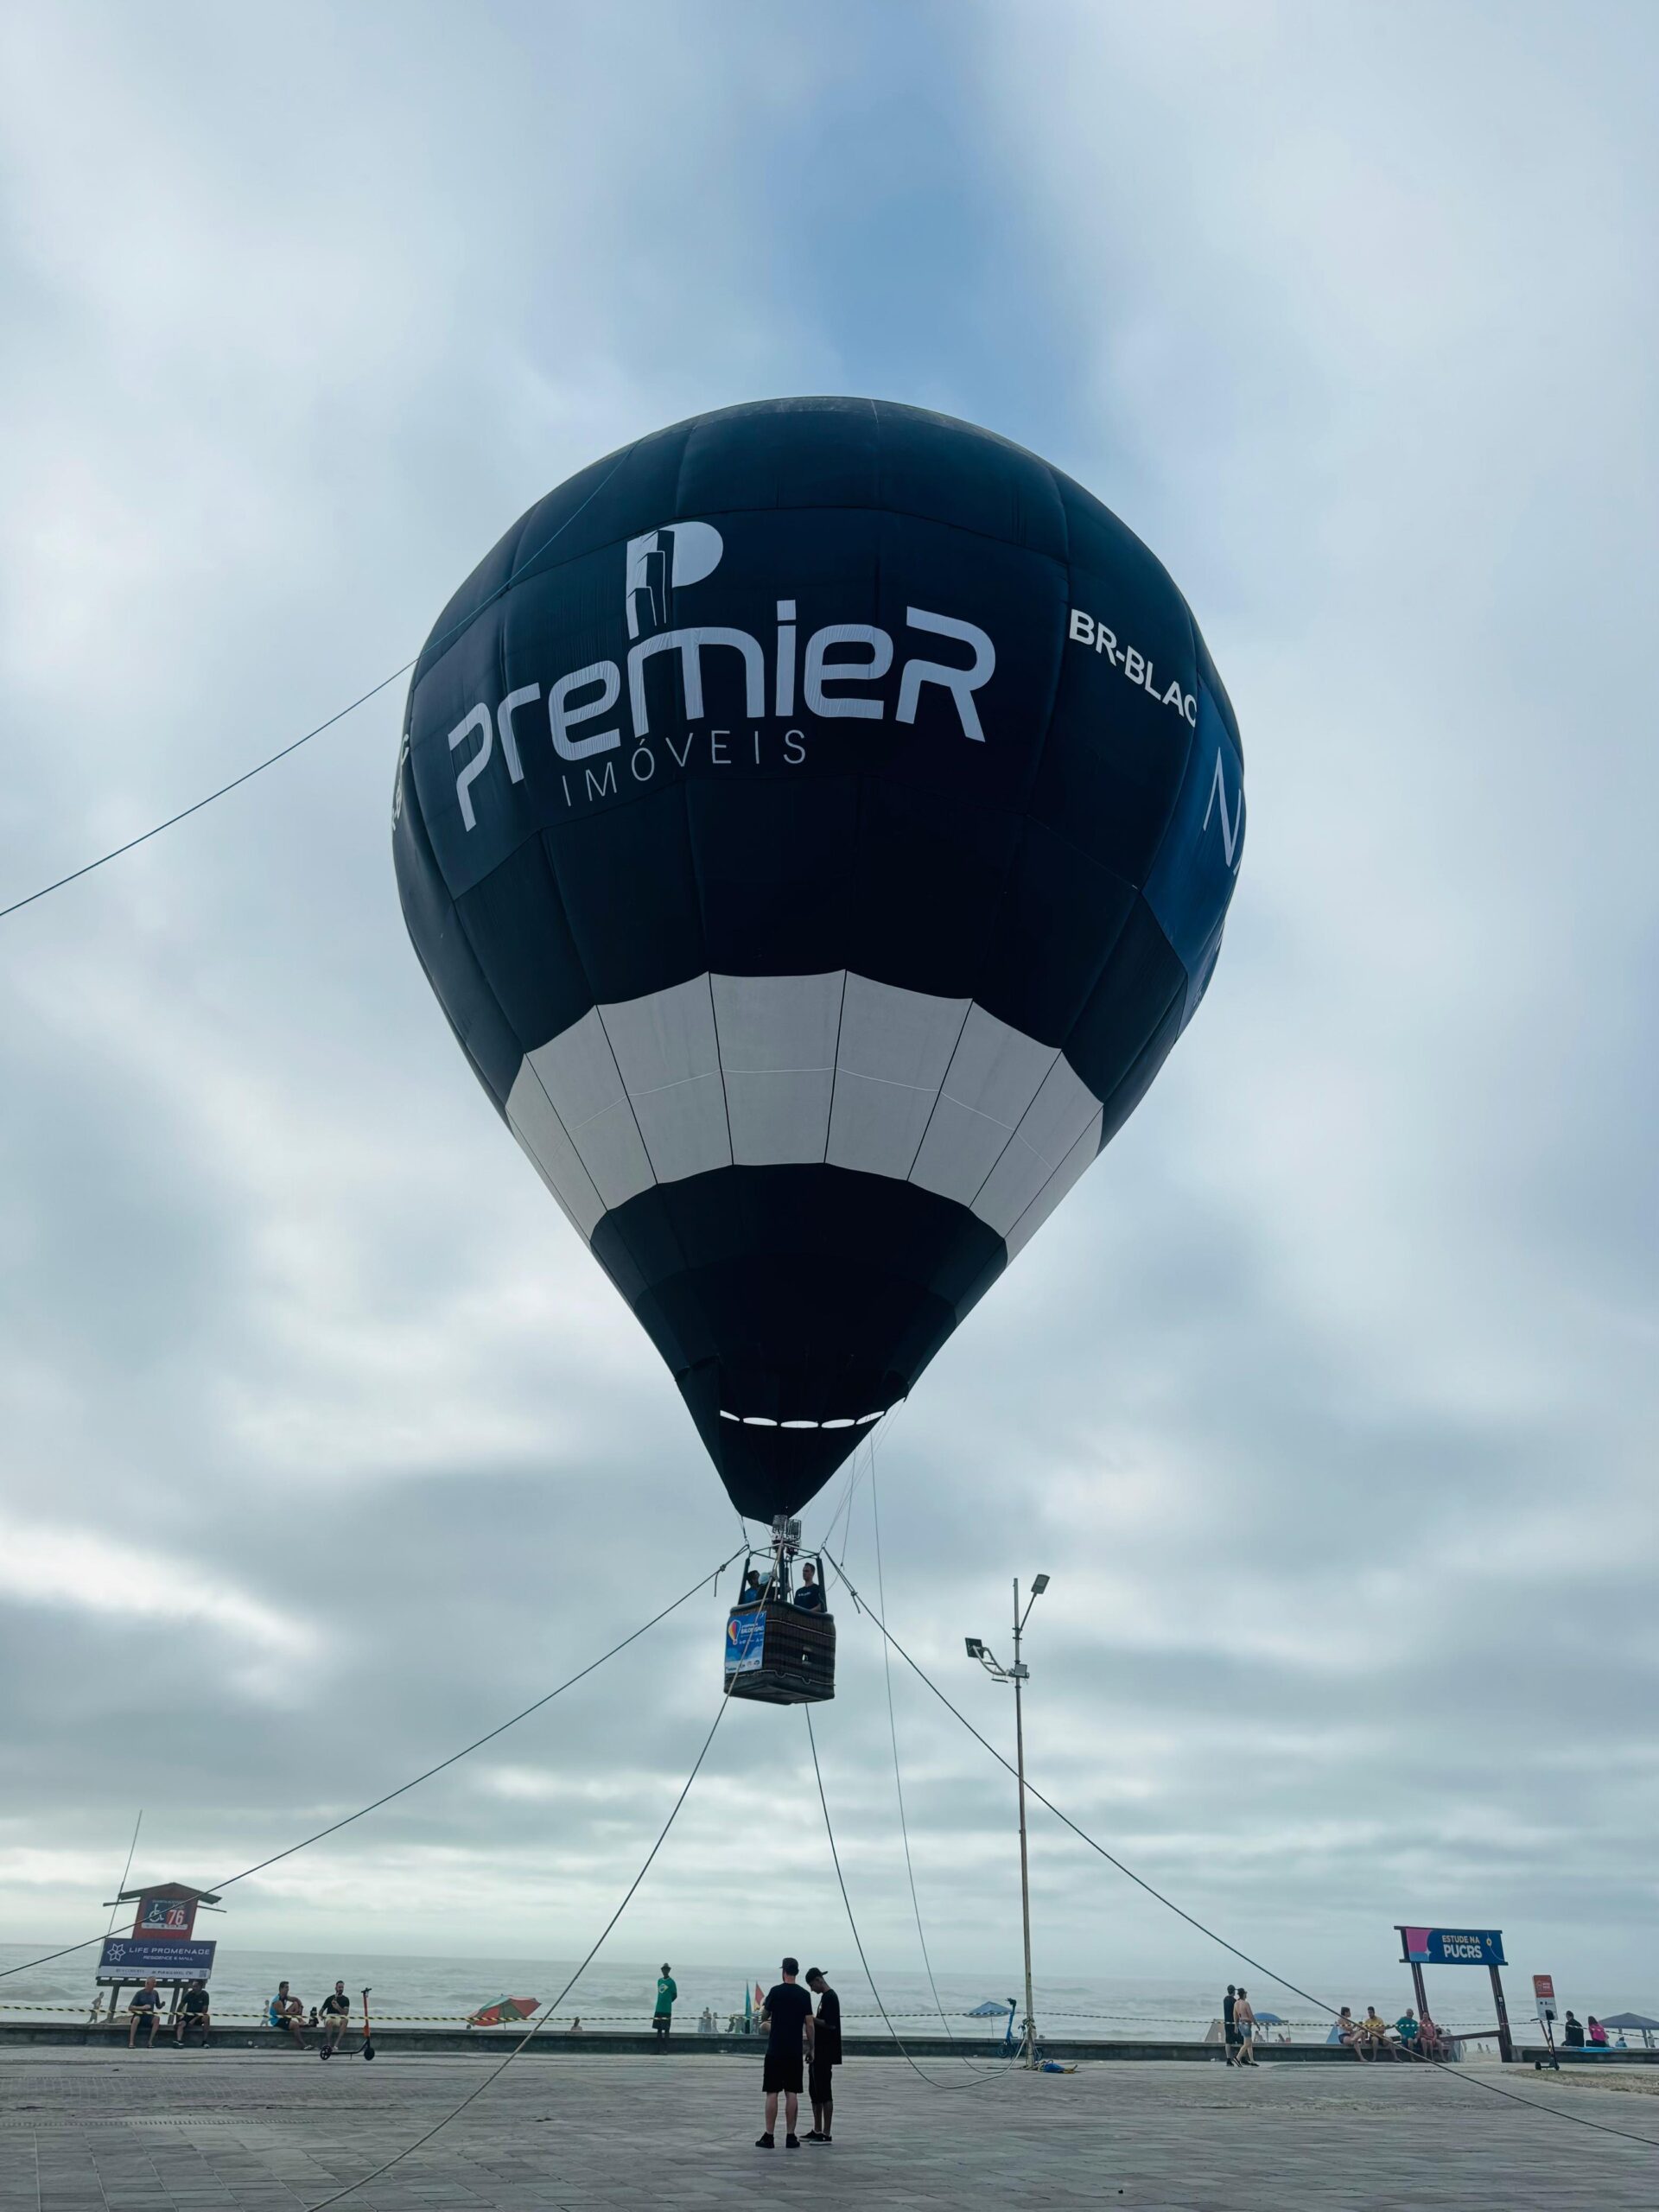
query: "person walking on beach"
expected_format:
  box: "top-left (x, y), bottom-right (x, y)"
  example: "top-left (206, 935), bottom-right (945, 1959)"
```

top-left (756, 1957), bottom-right (814, 2150)
top-left (1233, 1987), bottom-right (1257, 2065)
top-left (804, 1967), bottom-right (842, 2142)
top-left (1222, 1982), bottom-right (1238, 2063)
top-left (652, 1965), bottom-right (677, 2040)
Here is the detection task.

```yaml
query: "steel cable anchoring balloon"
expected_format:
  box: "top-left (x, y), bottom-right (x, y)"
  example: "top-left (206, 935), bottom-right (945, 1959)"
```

top-left (395, 398), bottom-right (1245, 1522)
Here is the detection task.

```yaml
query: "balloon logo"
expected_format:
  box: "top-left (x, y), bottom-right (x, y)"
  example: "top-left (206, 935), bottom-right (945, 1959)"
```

top-left (395, 399), bottom-right (1244, 1522)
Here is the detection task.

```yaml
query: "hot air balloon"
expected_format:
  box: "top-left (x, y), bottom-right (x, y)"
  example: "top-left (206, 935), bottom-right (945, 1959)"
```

top-left (393, 398), bottom-right (1244, 1545)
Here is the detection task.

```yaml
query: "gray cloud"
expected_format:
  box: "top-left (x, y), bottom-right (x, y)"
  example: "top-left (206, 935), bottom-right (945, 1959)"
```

top-left (1, 0), bottom-right (1655, 2016)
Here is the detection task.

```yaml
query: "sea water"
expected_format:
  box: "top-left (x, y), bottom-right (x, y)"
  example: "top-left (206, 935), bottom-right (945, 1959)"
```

top-left (0, 1943), bottom-right (1497, 2041)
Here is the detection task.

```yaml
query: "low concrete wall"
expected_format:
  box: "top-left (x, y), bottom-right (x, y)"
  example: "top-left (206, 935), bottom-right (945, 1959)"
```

top-left (1516, 2042), bottom-right (1658, 2067)
top-left (0, 2018), bottom-right (1386, 2063)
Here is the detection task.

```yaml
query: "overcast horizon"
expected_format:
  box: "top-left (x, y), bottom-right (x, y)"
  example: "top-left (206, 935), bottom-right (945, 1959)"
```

top-left (2, 0), bottom-right (1656, 2015)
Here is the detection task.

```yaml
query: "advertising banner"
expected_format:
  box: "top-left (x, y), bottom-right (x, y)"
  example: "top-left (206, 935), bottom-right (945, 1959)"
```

top-left (1398, 1927), bottom-right (1506, 1967)
top-left (97, 1938), bottom-right (216, 1983)
top-left (725, 1611), bottom-right (766, 1677)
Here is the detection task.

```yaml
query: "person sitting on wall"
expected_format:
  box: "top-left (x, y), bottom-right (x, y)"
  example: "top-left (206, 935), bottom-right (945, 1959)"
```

top-left (1394, 2007), bottom-right (1421, 2056)
top-left (792, 1562), bottom-right (826, 1613)
top-left (320, 1981), bottom-right (353, 2053)
top-left (125, 1979), bottom-right (162, 2049)
top-left (175, 1980), bottom-right (212, 2047)
top-left (1563, 2012), bottom-right (1586, 2049)
top-left (268, 1981), bottom-right (308, 2049)
top-left (1587, 2017), bottom-right (1610, 2048)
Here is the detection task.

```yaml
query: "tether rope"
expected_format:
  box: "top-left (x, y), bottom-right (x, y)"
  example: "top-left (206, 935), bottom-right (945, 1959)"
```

top-left (804, 1703), bottom-right (1020, 2093)
top-left (304, 1689), bottom-right (730, 2210)
top-left (0, 1547), bottom-right (740, 1986)
top-left (869, 1440), bottom-right (1006, 2070)
top-left (823, 1548), bottom-right (1659, 2152)
top-left (0, 443), bottom-right (638, 924)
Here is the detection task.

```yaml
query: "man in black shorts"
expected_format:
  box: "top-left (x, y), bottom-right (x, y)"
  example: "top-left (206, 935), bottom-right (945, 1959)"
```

top-left (804, 1967), bottom-right (841, 2141)
top-left (756, 1957), bottom-right (814, 2149)
top-left (1223, 1982), bottom-right (1238, 2063)
top-left (175, 1979), bottom-right (212, 2046)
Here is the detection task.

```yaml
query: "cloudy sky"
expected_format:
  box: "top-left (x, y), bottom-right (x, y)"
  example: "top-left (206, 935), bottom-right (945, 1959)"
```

top-left (2, 0), bottom-right (1655, 2012)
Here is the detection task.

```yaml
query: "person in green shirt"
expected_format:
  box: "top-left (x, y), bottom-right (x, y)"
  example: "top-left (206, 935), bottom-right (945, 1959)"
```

top-left (1395, 2008), bottom-right (1421, 2055)
top-left (653, 1965), bottom-right (677, 2039)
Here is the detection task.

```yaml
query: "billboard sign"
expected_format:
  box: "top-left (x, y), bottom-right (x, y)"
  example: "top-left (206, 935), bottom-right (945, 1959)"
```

top-left (1398, 1926), bottom-right (1505, 1967)
top-left (1534, 1973), bottom-right (1556, 2023)
top-left (725, 1611), bottom-right (766, 1678)
top-left (97, 1937), bottom-right (216, 1983)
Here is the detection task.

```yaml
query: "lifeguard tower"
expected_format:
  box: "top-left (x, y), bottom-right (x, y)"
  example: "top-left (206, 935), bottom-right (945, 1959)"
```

top-left (97, 1882), bottom-right (221, 2024)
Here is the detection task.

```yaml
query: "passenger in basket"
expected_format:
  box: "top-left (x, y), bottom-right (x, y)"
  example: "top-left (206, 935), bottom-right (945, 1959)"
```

top-left (792, 1563), bottom-right (826, 1613)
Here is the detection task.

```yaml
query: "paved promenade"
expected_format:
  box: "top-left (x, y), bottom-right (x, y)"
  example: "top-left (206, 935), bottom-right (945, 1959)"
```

top-left (0, 2050), bottom-right (1653, 2210)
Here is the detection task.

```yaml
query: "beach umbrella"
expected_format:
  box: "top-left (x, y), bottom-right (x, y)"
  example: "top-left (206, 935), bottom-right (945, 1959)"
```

top-left (1252, 2012), bottom-right (1286, 2026)
top-left (395, 398), bottom-right (1245, 1524)
top-left (969, 2000), bottom-right (1014, 2017)
top-left (467, 1997), bottom-right (539, 2028)
top-left (1599, 2013), bottom-right (1659, 2030)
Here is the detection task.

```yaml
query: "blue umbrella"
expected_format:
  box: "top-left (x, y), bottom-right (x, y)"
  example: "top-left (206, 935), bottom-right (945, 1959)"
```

top-left (969, 1999), bottom-right (1015, 2018)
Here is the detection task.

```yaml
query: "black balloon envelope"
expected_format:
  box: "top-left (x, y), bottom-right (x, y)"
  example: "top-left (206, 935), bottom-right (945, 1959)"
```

top-left (394, 398), bottom-right (1244, 1521)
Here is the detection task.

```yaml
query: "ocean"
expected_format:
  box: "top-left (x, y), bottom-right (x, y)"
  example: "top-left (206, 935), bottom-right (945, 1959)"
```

top-left (0, 1942), bottom-right (1497, 2043)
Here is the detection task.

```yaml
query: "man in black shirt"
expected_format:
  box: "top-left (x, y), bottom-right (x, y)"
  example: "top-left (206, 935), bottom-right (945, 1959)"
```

top-left (756, 1957), bottom-right (814, 2149)
top-left (175, 1980), bottom-right (211, 2046)
top-left (792, 1563), bottom-right (826, 1612)
top-left (1223, 1982), bottom-right (1237, 2063)
top-left (319, 1980), bottom-right (353, 2054)
top-left (804, 1967), bottom-right (842, 2141)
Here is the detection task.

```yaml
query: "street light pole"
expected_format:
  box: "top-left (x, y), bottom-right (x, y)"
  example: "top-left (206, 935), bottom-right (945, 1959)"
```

top-left (1012, 1578), bottom-right (1037, 2069)
top-left (966, 1572), bottom-right (1049, 2070)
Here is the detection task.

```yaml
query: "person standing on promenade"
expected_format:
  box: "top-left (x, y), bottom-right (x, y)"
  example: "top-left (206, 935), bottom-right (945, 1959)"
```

top-left (1233, 1988), bottom-right (1257, 2065)
top-left (652, 1965), bottom-right (677, 2041)
top-left (804, 1967), bottom-right (842, 2141)
top-left (756, 1957), bottom-right (814, 2149)
top-left (125, 1978), bottom-right (162, 2048)
top-left (1223, 1983), bottom-right (1238, 2063)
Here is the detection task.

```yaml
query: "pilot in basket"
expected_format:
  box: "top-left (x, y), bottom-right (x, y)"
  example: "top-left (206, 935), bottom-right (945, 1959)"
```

top-left (724, 1516), bottom-right (836, 1705)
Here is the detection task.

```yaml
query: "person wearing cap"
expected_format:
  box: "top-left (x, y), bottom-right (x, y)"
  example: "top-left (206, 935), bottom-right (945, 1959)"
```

top-left (804, 1967), bottom-right (842, 2141)
top-left (756, 1958), bottom-right (814, 2149)
top-left (652, 1965), bottom-right (677, 2040)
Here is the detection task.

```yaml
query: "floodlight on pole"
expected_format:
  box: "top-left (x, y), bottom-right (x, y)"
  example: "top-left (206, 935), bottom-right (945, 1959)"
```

top-left (963, 1572), bottom-right (1052, 2067)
